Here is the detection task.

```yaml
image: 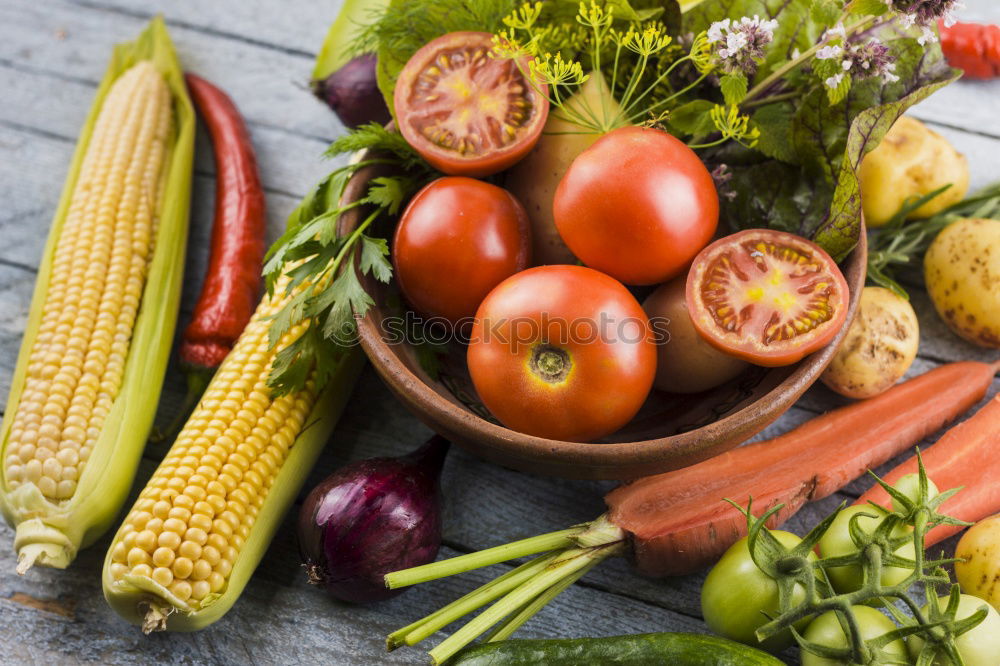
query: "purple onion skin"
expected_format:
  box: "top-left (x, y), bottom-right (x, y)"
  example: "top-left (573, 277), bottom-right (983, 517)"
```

top-left (312, 53), bottom-right (391, 129)
top-left (298, 436), bottom-right (449, 603)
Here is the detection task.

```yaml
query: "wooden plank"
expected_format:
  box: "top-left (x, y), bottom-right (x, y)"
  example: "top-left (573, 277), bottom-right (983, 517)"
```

top-left (67, 0), bottom-right (339, 61)
top-left (0, 0), bottom-right (339, 140)
top-left (0, 61), bottom-right (337, 199)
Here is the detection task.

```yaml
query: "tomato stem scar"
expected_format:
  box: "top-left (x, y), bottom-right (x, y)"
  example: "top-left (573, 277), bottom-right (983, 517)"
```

top-left (530, 344), bottom-right (572, 383)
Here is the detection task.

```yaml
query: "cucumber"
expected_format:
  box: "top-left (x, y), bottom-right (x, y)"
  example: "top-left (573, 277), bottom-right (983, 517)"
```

top-left (450, 632), bottom-right (784, 665)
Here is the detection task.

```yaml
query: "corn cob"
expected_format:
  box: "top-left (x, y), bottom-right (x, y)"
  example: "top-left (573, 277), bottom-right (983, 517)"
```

top-left (104, 167), bottom-right (365, 631)
top-left (0, 19), bottom-right (195, 572)
top-left (103, 283), bottom-right (363, 631)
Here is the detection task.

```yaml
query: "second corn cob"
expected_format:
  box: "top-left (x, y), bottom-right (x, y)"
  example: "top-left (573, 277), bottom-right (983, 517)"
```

top-left (103, 170), bottom-right (365, 631)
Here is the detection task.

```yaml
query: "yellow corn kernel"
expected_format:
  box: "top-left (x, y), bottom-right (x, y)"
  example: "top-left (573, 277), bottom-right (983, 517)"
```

top-left (3, 61), bottom-right (172, 503)
top-left (109, 284), bottom-right (318, 611)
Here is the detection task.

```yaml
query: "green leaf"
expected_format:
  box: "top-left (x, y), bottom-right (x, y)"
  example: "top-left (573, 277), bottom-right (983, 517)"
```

top-left (320, 269), bottom-right (374, 340)
top-left (360, 235), bottom-right (393, 282)
top-left (267, 288), bottom-right (307, 348)
top-left (668, 99), bottom-right (716, 137)
top-left (751, 102), bottom-right (796, 163)
top-left (848, 0), bottom-right (889, 17)
top-left (325, 122), bottom-right (426, 169)
top-left (267, 335), bottom-right (316, 396)
top-left (264, 170), bottom-right (349, 281)
top-left (363, 176), bottom-right (411, 215)
top-left (811, 0), bottom-right (841, 24)
top-left (720, 72), bottom-right (748, 107)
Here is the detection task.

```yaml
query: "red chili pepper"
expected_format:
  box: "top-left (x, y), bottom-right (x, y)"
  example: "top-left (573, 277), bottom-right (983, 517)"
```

top-left (160, 74), bottom-right (266, 439)
top-left (939, 20), bottom-right (1000, 79)
top-left (181, 73), bottom-right (266, 369)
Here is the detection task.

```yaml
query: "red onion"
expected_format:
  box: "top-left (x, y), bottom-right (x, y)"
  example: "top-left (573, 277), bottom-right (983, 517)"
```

top-left (311, 53), bottom-right (391, 129)
top-left (298, 436), bottom-right (449, 603)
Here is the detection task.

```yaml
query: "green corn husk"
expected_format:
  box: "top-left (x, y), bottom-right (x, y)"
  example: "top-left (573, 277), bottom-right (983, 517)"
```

top-left (0, 17), bottom-right (195, 571)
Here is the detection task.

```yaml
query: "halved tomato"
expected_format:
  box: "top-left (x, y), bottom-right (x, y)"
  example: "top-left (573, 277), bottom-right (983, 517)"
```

top-left (393, 31), bottom-right (549, 177)
top-left (686, 229), bottom-right (850, 367)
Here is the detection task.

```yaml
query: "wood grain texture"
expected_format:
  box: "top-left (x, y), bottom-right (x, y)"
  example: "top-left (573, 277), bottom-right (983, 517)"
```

top-left (0, 0), bottom-right (998, 664)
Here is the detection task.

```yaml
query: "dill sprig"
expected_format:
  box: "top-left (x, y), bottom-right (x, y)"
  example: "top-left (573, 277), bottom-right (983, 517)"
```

top-left (493, 1), bottom-right (757, 146)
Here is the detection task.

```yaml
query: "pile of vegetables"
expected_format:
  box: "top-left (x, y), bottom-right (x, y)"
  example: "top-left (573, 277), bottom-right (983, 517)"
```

top-left (270, 0), bottom-right (971, 447)
top-left (5, 0), bottom-right (1000, 657)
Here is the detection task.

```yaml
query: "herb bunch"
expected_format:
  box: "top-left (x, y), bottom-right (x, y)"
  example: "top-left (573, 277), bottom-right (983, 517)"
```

top-left (492, 2), bottom-right (764, 146)
top-left (867, 181), bottom-right (1000, 299)
top-left (262, 124), bottom-right (436, 394)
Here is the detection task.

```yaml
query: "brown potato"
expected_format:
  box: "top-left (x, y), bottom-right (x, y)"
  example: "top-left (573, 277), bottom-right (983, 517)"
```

top-left (955, 515), bottom-right (1000, 611)
top-left (820, 286), bottom-right (919, 399)
top-left (643, 277), bottom-right (748, 393)
top-left (858, 116), bottom-right (969, 227)
top-left (504, 73), bottom-right (620, 265)
top-left (925, 217), bottom-right (1000, 348)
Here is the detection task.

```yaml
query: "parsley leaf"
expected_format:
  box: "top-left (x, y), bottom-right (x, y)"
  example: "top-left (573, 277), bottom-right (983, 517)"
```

top-left (263, 122), bottom-right (433, 395)
top-left (360, 235), bottom-right (393, 283)
top-left (325, 122), bottom-right (426, 169)
top-left (364, 176), bottom-right (413, 215)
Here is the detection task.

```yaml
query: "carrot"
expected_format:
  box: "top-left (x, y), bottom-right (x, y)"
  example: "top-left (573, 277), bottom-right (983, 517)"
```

top-left (856, 387), bottom-right (1000, 547)
top-left (607, 360), bottom-right (999, 576)
top-left (381, 363), bottom-right (999, 661)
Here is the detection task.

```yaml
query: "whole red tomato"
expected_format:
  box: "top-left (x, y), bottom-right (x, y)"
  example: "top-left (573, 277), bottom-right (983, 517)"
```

top-left (553, 126), bottom-right (718, 285)
top-left (467, 265), bottom-right (657, 442)
top-left (393, 177), bottom-right (531, 326)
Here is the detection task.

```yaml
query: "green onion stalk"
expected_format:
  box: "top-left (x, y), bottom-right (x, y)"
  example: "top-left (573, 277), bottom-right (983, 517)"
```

top-left (385, 453), bottom-right (985, 664)
top-left (385, 516), bottom-right (626, 665)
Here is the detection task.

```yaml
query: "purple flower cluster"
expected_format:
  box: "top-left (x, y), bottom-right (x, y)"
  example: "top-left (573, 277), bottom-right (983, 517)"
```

top-left (707, 15), bottom-right (779, 75)
top-left (891, 0), bottom-right (965, 28)
top-left (845, 39), bottom-right (899, 83)
top-left (817, 35), bottom-right (899, 89)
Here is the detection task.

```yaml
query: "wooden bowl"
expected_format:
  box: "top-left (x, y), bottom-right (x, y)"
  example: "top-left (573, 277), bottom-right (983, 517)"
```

top-left (341, 159), bottom-right (868, 480)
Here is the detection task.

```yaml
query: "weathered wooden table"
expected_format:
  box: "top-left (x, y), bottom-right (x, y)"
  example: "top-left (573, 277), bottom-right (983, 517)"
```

top-left (1, 1), bottom-right (998, 663)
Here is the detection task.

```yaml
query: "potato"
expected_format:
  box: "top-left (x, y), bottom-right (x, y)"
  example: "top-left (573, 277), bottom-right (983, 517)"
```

top-left (504, 73), bottom-right (620, 265)
top-left (925, 218), bottom-right (1000, 348)
top-left (858, 116), bottom-right (969, 227)
top-left (820, 286), bottom-right (919, 399)
top-left (955, 514), bottom-right (1000, 610)
top-left (643, 277), bottom-right (748, 393)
